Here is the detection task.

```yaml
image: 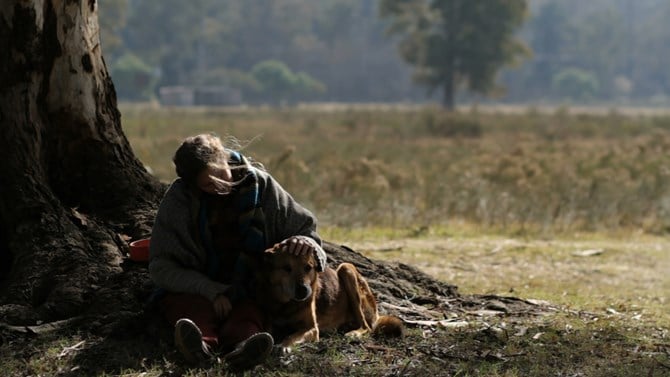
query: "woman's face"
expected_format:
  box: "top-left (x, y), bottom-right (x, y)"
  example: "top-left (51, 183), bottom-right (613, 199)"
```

top-left (196, 164), bottom-right (233, 195)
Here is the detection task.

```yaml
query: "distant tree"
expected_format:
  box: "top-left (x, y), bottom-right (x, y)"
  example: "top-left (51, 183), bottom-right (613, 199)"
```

top-left (630, 1), bottom-right (670, 98)
top-left (225, 0), bottom-right (319, 69)
top-left (526, 1), bottom-right (571, 97)
top-left (251, 60), bottom-right (325, 105)
top-left (293, 72), bottom-right (327, 97)
top-left (123, 0), bottom-right (234, 87)
top-left (567, 6), bottom-right (625, 99)
top-left (552, 67), bottom-right (600, 101)
top-left (116, 0), bottom-right (418, 103)
top-left (110, 53), bottom-right (157, 102)
top-left (380, 0), bottom-right (529, 109)
top-left (99, 0), bottom-right (128, 60)
top-left (193, 68), bottom-right (262, 98)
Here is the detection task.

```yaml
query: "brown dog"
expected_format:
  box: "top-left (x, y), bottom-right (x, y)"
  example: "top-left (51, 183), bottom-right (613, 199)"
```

top-left (255, 246), bottom-right (403, 349)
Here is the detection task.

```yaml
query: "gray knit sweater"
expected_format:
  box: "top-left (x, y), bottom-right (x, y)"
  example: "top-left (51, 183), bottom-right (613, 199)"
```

top-left (149, 167), bottom-right (326, 302)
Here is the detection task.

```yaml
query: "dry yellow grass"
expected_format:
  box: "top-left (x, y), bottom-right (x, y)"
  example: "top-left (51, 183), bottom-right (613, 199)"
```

top-left (337, 231), bottom-right (670, 327)
top-left (123, 104), bottom-right (670, 234)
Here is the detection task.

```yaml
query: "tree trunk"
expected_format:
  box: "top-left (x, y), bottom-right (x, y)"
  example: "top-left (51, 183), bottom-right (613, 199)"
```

top-left (442, 69), bottom-right (455, 110)
top-left (0, 1), bottom-right (163, 324)
top-left (442, 0), bottom-right (456, 111)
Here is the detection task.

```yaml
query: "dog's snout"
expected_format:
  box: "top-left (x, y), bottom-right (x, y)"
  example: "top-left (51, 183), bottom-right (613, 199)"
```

top-left (293, 284), bottom-right (312, 301)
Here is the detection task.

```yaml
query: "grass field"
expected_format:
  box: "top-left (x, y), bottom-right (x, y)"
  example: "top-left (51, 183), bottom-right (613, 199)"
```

top-left (2, 105), bottom-right (668, 376)
top-left (123, 104), bottom-right (670, 375)
top-left (123, 103), bottom-right (670, 233)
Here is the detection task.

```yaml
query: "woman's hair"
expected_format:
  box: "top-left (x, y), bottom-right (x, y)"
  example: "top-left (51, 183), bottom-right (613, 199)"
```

top-left (173, 133), bottom-right (230, 186)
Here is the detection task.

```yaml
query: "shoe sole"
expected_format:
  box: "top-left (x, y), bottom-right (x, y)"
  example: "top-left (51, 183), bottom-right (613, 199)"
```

top-left (225, 332), bottom-right (274, 370)
top-left (175, 319), bottom-right (212, 364)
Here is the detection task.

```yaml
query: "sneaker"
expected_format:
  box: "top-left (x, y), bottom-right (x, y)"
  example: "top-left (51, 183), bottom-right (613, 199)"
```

top-left (224, 332), bottom-right (274, 370)
top-left (174, 318), bottom-right (215, 364)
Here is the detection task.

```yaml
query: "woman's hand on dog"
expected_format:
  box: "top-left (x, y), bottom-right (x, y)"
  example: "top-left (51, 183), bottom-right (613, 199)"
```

top-left (213, 294), bottom-right (232, 319)
top-left (276, 235), bottom-right (318, 257)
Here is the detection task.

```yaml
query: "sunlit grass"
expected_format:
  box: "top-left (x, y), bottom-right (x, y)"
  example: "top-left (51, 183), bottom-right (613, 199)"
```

top-left (332, 228), bottom-right (670, 330)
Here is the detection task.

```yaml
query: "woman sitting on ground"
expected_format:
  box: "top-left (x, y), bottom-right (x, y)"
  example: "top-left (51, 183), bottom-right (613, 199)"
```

top-left (149, 133), bottom-right (327, 370)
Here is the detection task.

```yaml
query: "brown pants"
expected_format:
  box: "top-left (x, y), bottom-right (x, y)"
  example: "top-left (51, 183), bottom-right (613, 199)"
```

top-left (159, 293), bottom-right (265, 352)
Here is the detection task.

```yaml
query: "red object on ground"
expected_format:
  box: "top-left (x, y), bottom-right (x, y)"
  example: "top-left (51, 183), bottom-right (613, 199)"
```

top-left (129, 238), bottom-right (150, 262)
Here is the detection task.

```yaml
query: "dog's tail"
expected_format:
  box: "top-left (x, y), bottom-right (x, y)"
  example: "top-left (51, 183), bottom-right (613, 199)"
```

top-left (372, 315), bottom-right (404, 338)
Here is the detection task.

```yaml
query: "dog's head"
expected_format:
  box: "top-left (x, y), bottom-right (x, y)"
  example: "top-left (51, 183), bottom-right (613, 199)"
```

top-left (262, 248), bottom-right (320, 304)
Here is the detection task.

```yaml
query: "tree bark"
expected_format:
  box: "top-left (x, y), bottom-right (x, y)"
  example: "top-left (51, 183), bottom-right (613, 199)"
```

top-left (442, 67), bottom-right (455, 110)
top-left (0, 1), bottom-right (162, 324)
top-left (442, 0), bottom-right (457, 111)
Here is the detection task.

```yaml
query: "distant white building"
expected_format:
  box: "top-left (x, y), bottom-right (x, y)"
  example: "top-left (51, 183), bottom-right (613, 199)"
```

top-left (158, 86), bottom-right (242, 107)
top-left (158, 86), bottom-right (194, 106)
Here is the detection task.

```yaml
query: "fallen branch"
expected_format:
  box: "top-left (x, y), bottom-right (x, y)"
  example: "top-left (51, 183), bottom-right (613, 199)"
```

top-left (402, 318), bottom-right (470, 328)
top-left (380, 302), bottom-right (444, 319)
top-left (58, 340), bottom-right (86, 358)
top-left (0, 317), bottom-right (84, 335)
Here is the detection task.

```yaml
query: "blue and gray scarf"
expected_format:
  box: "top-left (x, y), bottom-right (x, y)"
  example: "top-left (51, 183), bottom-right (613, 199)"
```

top-left (199, 151), bottom-right (265, 301)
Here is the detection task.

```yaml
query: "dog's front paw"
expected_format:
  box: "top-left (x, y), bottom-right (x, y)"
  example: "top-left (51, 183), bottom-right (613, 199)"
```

top-left (344, 328), bottom-right (369, 338)
top-left (273, 345), bottom-right (292, 356)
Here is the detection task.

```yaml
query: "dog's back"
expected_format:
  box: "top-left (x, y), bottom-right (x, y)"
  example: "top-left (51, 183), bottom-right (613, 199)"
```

top-left (317, 263), bottom-right (404, 338)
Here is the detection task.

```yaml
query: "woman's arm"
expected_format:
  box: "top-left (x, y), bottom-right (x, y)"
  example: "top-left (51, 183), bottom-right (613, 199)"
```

top-left (149, 180), bottom-right (231, 302)
top-left (258, 170), bottom-right (328, 270)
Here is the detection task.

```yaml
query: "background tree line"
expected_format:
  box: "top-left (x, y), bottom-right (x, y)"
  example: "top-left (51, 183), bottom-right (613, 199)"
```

top-left (100, 0), bottom-right (670, 106)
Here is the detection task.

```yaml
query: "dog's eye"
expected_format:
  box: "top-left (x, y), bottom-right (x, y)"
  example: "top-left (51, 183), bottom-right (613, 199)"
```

top-left (283, 265), bottom-right (292, 273)
top-left (304, 265), bottom-right (313, 273)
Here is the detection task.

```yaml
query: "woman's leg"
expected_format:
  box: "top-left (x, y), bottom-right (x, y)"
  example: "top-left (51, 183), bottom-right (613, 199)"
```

top-left (159, 293), bottom-right (220, 347)
top-left (218, 300), bottom-right (266, 351)
top-left (218, 301), bottom-right (273, 370)
top-left (160, 294), bottom-right (271, 368)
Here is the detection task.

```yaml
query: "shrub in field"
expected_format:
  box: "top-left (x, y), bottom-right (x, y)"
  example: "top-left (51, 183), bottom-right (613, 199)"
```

top-left (110, 53), bottom-right (157, 102)
top-left (552, 67), bottom-right (600, 101)
top-left (418, 109), bottom-right (483, 138)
